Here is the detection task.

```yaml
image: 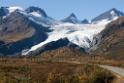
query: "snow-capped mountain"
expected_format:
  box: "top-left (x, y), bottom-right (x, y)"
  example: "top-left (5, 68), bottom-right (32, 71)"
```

top-left (92, 8), bottom-right (124, 23)
top-left (25, 6), bottom-right (47, 17)
top-left (0, 10), bottom-right (50, 55)
top-left (24, 6), bottom-right (57, 27)
top-left (61, 13), bottom-right (81, 24)
top-left (0, 6), bottom-right (124, 56)
top-left (23, 8), bottom-right (123, 55)
top-left (0, 6), bottom-right (56, 27)
top-left (0, 6), bottom-right (23, 17)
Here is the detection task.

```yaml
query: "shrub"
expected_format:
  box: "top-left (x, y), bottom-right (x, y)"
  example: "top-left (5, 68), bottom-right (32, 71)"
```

top-left (87, 70), bottom-right (114, 83)
top-left (69, 75), bottom-right (81, 83)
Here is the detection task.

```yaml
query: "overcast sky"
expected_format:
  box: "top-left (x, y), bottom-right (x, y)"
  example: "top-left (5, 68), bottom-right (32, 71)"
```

top-left (1, 0), bottom-right (124, 20)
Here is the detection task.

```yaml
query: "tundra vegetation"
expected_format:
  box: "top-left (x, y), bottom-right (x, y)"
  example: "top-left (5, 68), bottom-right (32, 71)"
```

top-left (0, 57), bottom-right (114, 83)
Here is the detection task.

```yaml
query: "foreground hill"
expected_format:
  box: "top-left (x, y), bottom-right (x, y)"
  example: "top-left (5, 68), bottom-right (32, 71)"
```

top-left (38, 47), bottom-right (87, 58)
top-left (0, 58), bottom-right (114, 83)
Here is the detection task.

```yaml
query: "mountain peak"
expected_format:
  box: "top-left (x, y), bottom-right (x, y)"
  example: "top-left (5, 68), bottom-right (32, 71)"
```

top-left (25, 6), bottom-right (47, 17)
top-left (92, 8), bottom-right (124, 23)
top-left (61, 13), bottom-right (80, 23)
top-left (110, 8), bottom-right (117, 11)
top-left (109, 8), bottom-right (123, 16)
top-left (69, 13), bottom-right (77, 18)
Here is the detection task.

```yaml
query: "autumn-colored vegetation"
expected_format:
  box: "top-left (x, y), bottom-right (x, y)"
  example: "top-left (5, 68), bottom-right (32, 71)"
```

top-left (0, 58), bottom-right (114, 83)
top-left (37, 47), bottom-right (124, 68)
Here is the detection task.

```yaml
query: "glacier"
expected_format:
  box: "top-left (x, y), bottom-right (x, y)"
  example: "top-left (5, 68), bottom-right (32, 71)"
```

top-left (22, 19), bottom-right (116, 55)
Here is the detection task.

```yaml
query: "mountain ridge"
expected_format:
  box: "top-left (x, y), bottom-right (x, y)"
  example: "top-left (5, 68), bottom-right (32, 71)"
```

top-left (92, 8), bottom-right (124, 23)
top-left (0, 6), bottom-right (124, 56)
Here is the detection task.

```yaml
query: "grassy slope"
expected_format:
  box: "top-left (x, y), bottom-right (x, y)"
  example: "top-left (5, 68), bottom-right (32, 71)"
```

top-left (0, 58), bottom-right (114, 83)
